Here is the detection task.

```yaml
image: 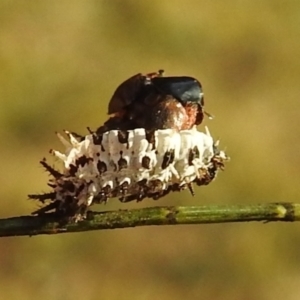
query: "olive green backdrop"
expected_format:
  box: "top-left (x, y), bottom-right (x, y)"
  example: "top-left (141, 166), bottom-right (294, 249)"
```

top-left (0, 1), bottom-right (300, 299)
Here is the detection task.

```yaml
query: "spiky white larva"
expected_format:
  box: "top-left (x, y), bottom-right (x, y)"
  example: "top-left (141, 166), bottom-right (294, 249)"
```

top-left (35, 126), bottom-right (226, 217)
top-left (60, 128), bottom-right (215, 185)
top-left (29, 126), bottom-right (228, 220)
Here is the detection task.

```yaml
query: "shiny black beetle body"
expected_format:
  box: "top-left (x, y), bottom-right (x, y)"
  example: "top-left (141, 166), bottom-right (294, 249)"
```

top-left (149, 76), bottom-right (203, 106)
top-left (98, 71), bottom-right (205, 134)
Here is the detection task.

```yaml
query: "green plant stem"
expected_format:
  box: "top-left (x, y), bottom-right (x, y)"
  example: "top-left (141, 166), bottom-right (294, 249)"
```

top-left (0, 202), bottom-right (299, 237)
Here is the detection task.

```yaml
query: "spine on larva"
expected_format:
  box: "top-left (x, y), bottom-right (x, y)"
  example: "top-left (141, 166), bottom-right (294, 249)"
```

top-left (29, 126), bottom-right (227, 220)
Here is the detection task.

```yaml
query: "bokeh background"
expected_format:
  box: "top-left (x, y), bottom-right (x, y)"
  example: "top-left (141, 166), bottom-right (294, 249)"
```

top-left (1, 1), bottom-right (300, 299)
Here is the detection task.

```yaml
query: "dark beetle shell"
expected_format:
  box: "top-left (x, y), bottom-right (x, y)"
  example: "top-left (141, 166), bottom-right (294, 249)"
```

top-left (108, 71), bottom-right (204, 114)
top-left (100, 71), bottom-right (205, 133)
top-left (108, 73), bottom-right (144, 114)
top-left (150, 76), bottom-right (204, 106)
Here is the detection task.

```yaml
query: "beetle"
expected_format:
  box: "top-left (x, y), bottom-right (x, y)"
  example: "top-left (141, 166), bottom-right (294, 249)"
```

top-left (97, 70), bottom-right (208, 134)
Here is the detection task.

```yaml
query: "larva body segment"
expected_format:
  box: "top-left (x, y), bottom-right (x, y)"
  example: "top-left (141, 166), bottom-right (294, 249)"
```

top-left (30, 127), bottom-right (227, 220)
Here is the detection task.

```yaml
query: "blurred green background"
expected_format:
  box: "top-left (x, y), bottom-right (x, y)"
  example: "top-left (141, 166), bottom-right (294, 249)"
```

top-left (1, 1), bottom-right (300, 299)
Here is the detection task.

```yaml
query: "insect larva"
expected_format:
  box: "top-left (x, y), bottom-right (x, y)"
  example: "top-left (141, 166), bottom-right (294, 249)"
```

top-left (29, 126), bottom-right (227, 221)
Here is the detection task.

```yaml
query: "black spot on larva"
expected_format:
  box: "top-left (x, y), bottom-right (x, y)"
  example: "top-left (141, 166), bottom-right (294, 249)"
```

top-left (188, 146), bottom-right (200, 166)
top-left (142, 156), bottom-right (151, 169)
top-left (188, 149), bottom-right (194, 165)
top-left (118, 157), bottom-right (128, 170)
top-left (69, 164), bottom-right (78, 176)
top-left (161, 149), bottom-right (175, 169)
top-left (117, 130), bottom-right (129, 146)
top-left (145, 129), bottom-right (156, 149)
top-left (92, 133), bottom-right (103, 145)
top-left (92, 133), bottom-right (106, 151)
top-left (76, 156), bottom-right (89, 167)
top-left (97, 161), bottom-right (107, 174)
